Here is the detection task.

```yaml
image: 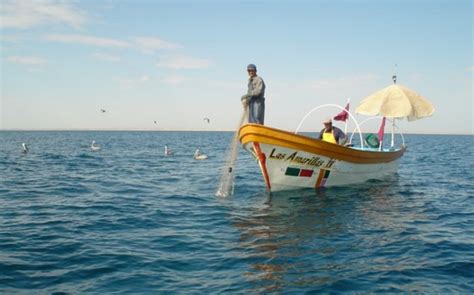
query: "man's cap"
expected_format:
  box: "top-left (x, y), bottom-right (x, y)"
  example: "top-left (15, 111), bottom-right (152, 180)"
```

top-left (323, 118), bottom-right (332, 124)
top-left (247, 64), bottom-right (257, 71)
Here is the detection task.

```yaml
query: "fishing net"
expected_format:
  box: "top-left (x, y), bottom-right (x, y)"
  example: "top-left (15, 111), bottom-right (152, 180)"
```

top-left (215, 108), bottom-right (248, 197)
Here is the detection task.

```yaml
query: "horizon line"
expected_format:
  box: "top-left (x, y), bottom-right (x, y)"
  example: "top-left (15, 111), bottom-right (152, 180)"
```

top-left (0, 128), bottom-right (472, 136)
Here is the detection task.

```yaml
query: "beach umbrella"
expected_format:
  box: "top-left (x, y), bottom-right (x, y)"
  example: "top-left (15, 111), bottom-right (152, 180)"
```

top-left (356, 77), bottom-right (435, 148)
top-left (355, 83), bottom-right (434, 121)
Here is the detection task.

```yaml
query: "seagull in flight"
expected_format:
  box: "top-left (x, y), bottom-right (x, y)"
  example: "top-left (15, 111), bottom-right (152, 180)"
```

top-left (203, 117), bottom-right (210, 124)
top-left (100, 109), bottom-right (106, 113)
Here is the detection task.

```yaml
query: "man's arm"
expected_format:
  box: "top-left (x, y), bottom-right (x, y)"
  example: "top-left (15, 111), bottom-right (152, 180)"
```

top-left (317, 128), bottom-right (324, 139)
top-left (335, 127), bottom-right (347, 145)
top-left (248, 77), bottom-right (265, 98)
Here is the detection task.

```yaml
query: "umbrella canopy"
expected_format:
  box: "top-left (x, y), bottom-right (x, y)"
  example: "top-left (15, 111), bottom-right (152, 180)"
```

top-left (356, 84), bottom-right (434, 121)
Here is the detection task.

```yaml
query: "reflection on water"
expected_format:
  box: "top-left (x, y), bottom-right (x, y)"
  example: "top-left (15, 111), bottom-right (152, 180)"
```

top-left (231, 176), bottom-right (422, 292)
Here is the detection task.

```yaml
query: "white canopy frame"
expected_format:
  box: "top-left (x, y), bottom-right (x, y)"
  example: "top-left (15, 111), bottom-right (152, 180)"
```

top-left (349, 117), bottom-right (406, 149)
top-left (295, 104), bottom-right (364, 148)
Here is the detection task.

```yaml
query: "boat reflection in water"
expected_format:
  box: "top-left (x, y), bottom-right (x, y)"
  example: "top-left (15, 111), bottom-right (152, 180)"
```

top-left (231, 175), bottom-right (426, 292)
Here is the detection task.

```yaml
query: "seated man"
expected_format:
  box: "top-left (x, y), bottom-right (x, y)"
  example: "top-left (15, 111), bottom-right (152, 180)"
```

top-left (318, 118), bottom-right (347, 145)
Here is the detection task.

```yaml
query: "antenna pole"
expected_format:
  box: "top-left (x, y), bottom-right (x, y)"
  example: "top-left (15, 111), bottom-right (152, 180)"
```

top-left (392, 63), bottom-right (398, 84)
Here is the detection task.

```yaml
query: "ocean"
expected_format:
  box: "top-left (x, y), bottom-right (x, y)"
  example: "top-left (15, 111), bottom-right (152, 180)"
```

top-left (0, 131), bottom-right (473, 293)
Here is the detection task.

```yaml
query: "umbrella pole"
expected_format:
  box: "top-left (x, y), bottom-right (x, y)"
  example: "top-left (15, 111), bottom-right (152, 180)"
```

top-left (391, 119), bottom-right (395, 148)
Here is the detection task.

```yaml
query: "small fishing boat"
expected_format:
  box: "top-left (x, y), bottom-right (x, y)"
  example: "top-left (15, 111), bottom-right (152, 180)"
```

top-left (239, 77), bottom-right (434, 191)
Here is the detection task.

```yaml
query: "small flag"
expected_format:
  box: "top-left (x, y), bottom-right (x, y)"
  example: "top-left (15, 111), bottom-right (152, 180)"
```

top-left (378, 117), bottom-right (386, 145)
top-left (333, 102), bottom-right (350, 122)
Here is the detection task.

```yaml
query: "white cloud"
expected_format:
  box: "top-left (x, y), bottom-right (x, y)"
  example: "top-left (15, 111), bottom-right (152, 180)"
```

top-left (305, 74), bottom-right (378, 91)
top-left (133, 37), bottom-right (182, 53)
top-left (6, 55), bottom-right (48, 65)
top-left (0, 0), bottom-right (87, 29)
top-left (156, 55), bottom-right (210, 69)
top-left (117, 75), bottom-right (150, 89)
top-left (92, 52), bottom-right (121, 62)
top-left (0, 34), bottom-right (23, 42)
top-left (140, 75), bottom-right (150, 83)
top-left (162, 75), bottom-right (187, 85)
top-left (28, 68), bottom-right (45, 73)
top-left (45, 34), bottom-right (183, 54)
top-left (46, 34), bottom-right (130, 48)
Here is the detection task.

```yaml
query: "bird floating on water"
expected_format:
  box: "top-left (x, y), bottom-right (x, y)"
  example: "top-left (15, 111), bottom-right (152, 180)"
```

top-left (194, 148), bottom-right (208, 160)
top-left (22, 143), bottom-right (29, 153)
top-left (164, 145), bottom-right (173, 156)
top-left (91, 141), bottom-right (101, 151)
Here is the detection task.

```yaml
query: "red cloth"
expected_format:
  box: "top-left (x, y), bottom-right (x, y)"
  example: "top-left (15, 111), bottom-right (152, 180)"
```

top-left (378, 117), bottom-right (386, 143)
top-left (333, 103), bottom-right (350, 122)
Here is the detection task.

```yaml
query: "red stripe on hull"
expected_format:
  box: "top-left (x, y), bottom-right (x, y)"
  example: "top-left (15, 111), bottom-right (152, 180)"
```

top-left (253, 143), bottom-right (271, 191)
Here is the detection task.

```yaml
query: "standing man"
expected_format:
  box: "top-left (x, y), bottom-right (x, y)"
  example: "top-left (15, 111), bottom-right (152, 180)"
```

top-left (241, 64), bottom-right (265, 124)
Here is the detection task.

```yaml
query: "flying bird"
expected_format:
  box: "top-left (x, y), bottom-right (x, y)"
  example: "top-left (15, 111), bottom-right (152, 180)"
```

top-left (154, 121), bottom-right (157, 124)
top-left (203, 117), bottom-right (210, 124)
top-left (100, 109), bottom-right (106, 113)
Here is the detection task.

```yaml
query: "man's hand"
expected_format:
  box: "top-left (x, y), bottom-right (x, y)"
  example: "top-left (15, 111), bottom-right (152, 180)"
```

top-left (241, 94), bottom-right (250, 107)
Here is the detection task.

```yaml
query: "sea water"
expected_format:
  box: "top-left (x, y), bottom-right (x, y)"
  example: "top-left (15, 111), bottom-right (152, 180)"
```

top-left (0, 131), bottom-right (473, 293)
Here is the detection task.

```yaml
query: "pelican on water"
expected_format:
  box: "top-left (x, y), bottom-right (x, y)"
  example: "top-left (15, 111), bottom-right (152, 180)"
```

top-left (22, 143), bottom-right (29, 153)
top-left (193, 148), bottom-right (208, 160)
top-left (164, 145), bottom-right (173, 156)
top-left (91, 141), bottom-right (101, 151)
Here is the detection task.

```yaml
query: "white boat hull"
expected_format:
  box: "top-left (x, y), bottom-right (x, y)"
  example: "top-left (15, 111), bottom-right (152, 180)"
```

top-left (248, 144), bottom-right (401, 190)
top-left (239, 124), bottom-right (405, 191)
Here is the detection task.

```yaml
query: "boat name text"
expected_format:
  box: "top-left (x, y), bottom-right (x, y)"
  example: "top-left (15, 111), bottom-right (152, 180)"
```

top-left (269, 148), bottom-right (336, 168)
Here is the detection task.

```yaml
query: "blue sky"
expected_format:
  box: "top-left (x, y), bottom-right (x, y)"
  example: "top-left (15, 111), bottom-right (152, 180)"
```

top-left (1, 0), bottom-right (472, 134)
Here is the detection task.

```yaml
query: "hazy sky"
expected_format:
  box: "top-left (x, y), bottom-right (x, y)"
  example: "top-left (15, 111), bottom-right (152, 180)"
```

top-left (1, 0), bottom-right (472, 134)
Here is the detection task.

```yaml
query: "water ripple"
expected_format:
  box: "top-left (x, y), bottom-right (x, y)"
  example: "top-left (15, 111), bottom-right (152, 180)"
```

top-left (0, 132), bottom-right (472, 293)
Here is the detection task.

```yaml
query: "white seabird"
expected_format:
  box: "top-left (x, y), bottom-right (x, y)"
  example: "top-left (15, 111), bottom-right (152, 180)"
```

top-left (91, 141), bottom-right (101, 151)
top-left (164, 145), bottom-right (173, 156)
top-left (193, 148), bottom-right (208, 160)
top-left (22, 143), bottom-right (29, 153)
